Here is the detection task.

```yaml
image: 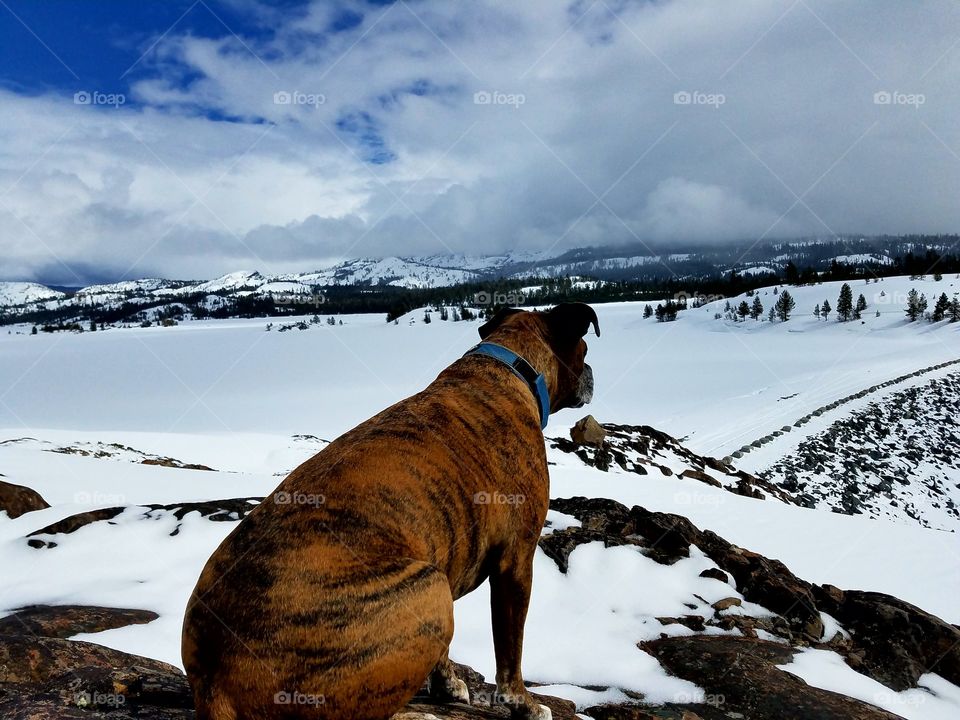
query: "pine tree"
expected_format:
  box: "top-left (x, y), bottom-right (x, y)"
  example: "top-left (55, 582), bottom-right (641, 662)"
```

top-left (643, 304), bottom-right (653, 319)
top-left (821, 299), bottom-right (831, 320)
top-left (784, 261), bottom-right (800, 285)
top-left (855, 294), bottom-right (867, 320)
top-left (905, 289), bottom-right (927, 321)
top-left (932, 292), bottom-right (950, 322)
top-left (774, 290), bottom-right (796, 322)
top-left (750, 296), bottom-right (763, 320)
top-left (949, 296), bottom-right (960, 323)
top-left (768, 307), bottom-right (776, 323)
top-left (836, 283), bottom-right (854, 321)
top-left (737, 301), bottom-right (750, 321)
top-left (814, 304), bottom-right (821, 319)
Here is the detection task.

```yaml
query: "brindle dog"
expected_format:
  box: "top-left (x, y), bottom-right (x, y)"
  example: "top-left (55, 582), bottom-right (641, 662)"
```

top-left (182, 303), bottom-right (599, 720)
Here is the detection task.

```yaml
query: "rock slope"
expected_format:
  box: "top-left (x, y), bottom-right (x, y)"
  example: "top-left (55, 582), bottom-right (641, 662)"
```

top-left (759, 372), bottom-right (960, 530)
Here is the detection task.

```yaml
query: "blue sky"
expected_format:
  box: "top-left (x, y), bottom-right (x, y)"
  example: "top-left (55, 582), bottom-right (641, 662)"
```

top-left (1, 0), bottom-right (959, 285)
top-left (0, 2), bottom-right (272, 95)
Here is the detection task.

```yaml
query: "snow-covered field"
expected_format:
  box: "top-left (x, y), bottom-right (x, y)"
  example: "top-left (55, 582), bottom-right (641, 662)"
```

top-left (2, 273), bottom-right (960, 717)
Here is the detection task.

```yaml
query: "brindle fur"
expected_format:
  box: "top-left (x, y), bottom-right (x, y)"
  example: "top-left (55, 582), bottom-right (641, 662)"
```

top-left (182, 304), bottom-right (599, 720)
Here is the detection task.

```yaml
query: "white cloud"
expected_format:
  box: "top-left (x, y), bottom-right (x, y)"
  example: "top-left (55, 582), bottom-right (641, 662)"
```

top-left (1, 0), bottom-right (959, 283)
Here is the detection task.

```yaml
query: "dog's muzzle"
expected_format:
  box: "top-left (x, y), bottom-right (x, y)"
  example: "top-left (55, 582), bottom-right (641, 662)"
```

top-left (571, 363), bottom-right (594, 408)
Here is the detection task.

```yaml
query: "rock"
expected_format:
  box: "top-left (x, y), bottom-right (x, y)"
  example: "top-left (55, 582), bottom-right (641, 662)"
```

top-left (813, 589), bottom-right (960, 690)
top-left (570, 415), bottom-right (606, 446)
top-left (678, 469), bottom-right (721, 487)
top-left (698, 568), bottom-right (730, 584)
top-left (642, 636), bottom-right (903, 720)
top-left (548, 495), bottom-right (960, 701)
top-left (0, 629), bottom-right (576, 720)
top-left (25, 498), bottom-right (263, 548)
top-left (0, 605), bottom-right (158, 638)
top-left (0, 479), bottom-right (49, 518)
top-left (711, 597), bottom-right (742, 611)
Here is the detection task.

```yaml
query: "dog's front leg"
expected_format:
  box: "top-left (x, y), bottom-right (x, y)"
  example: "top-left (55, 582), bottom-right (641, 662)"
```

top-left (490, 551), bottom-right (551, 720)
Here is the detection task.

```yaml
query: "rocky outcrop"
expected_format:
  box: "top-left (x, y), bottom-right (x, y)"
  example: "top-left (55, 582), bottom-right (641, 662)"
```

top-left (25, 498), bottom-right (263, 548)
top-left (549, 424), bottom-right (794, 503)
top-left (0, 605), bottom-right (576, 720)
top-left (760, 372), bottom-right (960, 530)
top-left (0, 478), bottom-right (49, 518)
top-left (638, 636), bottom-right (903, 720)
top-left (543, 496), bottom-right (960, 717)
top-left (0, 605), bottom-right (158, 639)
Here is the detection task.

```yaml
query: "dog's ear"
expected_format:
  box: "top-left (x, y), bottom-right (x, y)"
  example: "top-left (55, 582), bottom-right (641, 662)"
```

top-left (479, 307), bottom-right (524, 339)
top-left (546, 303), bottom-right (600, 342)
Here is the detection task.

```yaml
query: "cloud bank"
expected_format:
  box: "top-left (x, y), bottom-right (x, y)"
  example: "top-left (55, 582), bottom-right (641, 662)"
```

top-left (1, 0), bottom-right (959, 283)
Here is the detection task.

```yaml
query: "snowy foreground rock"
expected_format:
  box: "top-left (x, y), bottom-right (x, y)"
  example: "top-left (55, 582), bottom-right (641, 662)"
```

top-left (2, 496), bottom-right (957, 719)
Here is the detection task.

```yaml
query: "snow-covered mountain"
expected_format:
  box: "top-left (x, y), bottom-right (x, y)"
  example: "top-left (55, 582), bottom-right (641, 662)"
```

top-left (1, 236), bottom-right (957, 330)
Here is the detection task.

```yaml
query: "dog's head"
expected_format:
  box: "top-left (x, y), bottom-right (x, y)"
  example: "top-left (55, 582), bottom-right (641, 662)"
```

top-left (478, 303), bottom-right (600, 412)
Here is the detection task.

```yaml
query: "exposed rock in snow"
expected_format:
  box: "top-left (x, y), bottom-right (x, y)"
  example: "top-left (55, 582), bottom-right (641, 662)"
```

top-left (760, 372), bottom-right (960, 530)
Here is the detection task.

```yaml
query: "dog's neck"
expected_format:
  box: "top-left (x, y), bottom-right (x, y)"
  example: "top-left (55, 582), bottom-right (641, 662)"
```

top-left (464, 342), bottom-right (550, 429)
top-left (475, 327), bottom-right (561, 409)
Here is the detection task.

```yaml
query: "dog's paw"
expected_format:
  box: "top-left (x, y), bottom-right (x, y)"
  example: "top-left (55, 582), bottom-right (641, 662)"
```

top-left (527, 704), bottom-right (552, 720)
top-left (429, 673), bottom-right (470, 704)
top-left (509, 702), bottom-right (552, 720)
top-left (447, 677), bottom-right (470, 704)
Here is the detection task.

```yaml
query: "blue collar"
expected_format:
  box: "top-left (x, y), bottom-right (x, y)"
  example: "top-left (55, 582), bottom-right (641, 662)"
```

top-left (464, 342), bottom-right (551, 430)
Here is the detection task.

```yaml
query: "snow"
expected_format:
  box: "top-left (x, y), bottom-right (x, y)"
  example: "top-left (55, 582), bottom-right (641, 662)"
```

top-left (832, 253), bottom-right (894, 266)
top-left (779, 649), bottom-right (960, 720)
top-left (0, 281), bottom-right (65, 306)
top-left (2, 274), bottom-right (960, 713)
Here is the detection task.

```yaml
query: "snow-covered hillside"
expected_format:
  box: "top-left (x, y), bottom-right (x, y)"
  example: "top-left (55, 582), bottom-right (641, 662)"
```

top-left (2, 278), bottom-right (960, 718)
top-left (0, 281), bottom-right (65, 306)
